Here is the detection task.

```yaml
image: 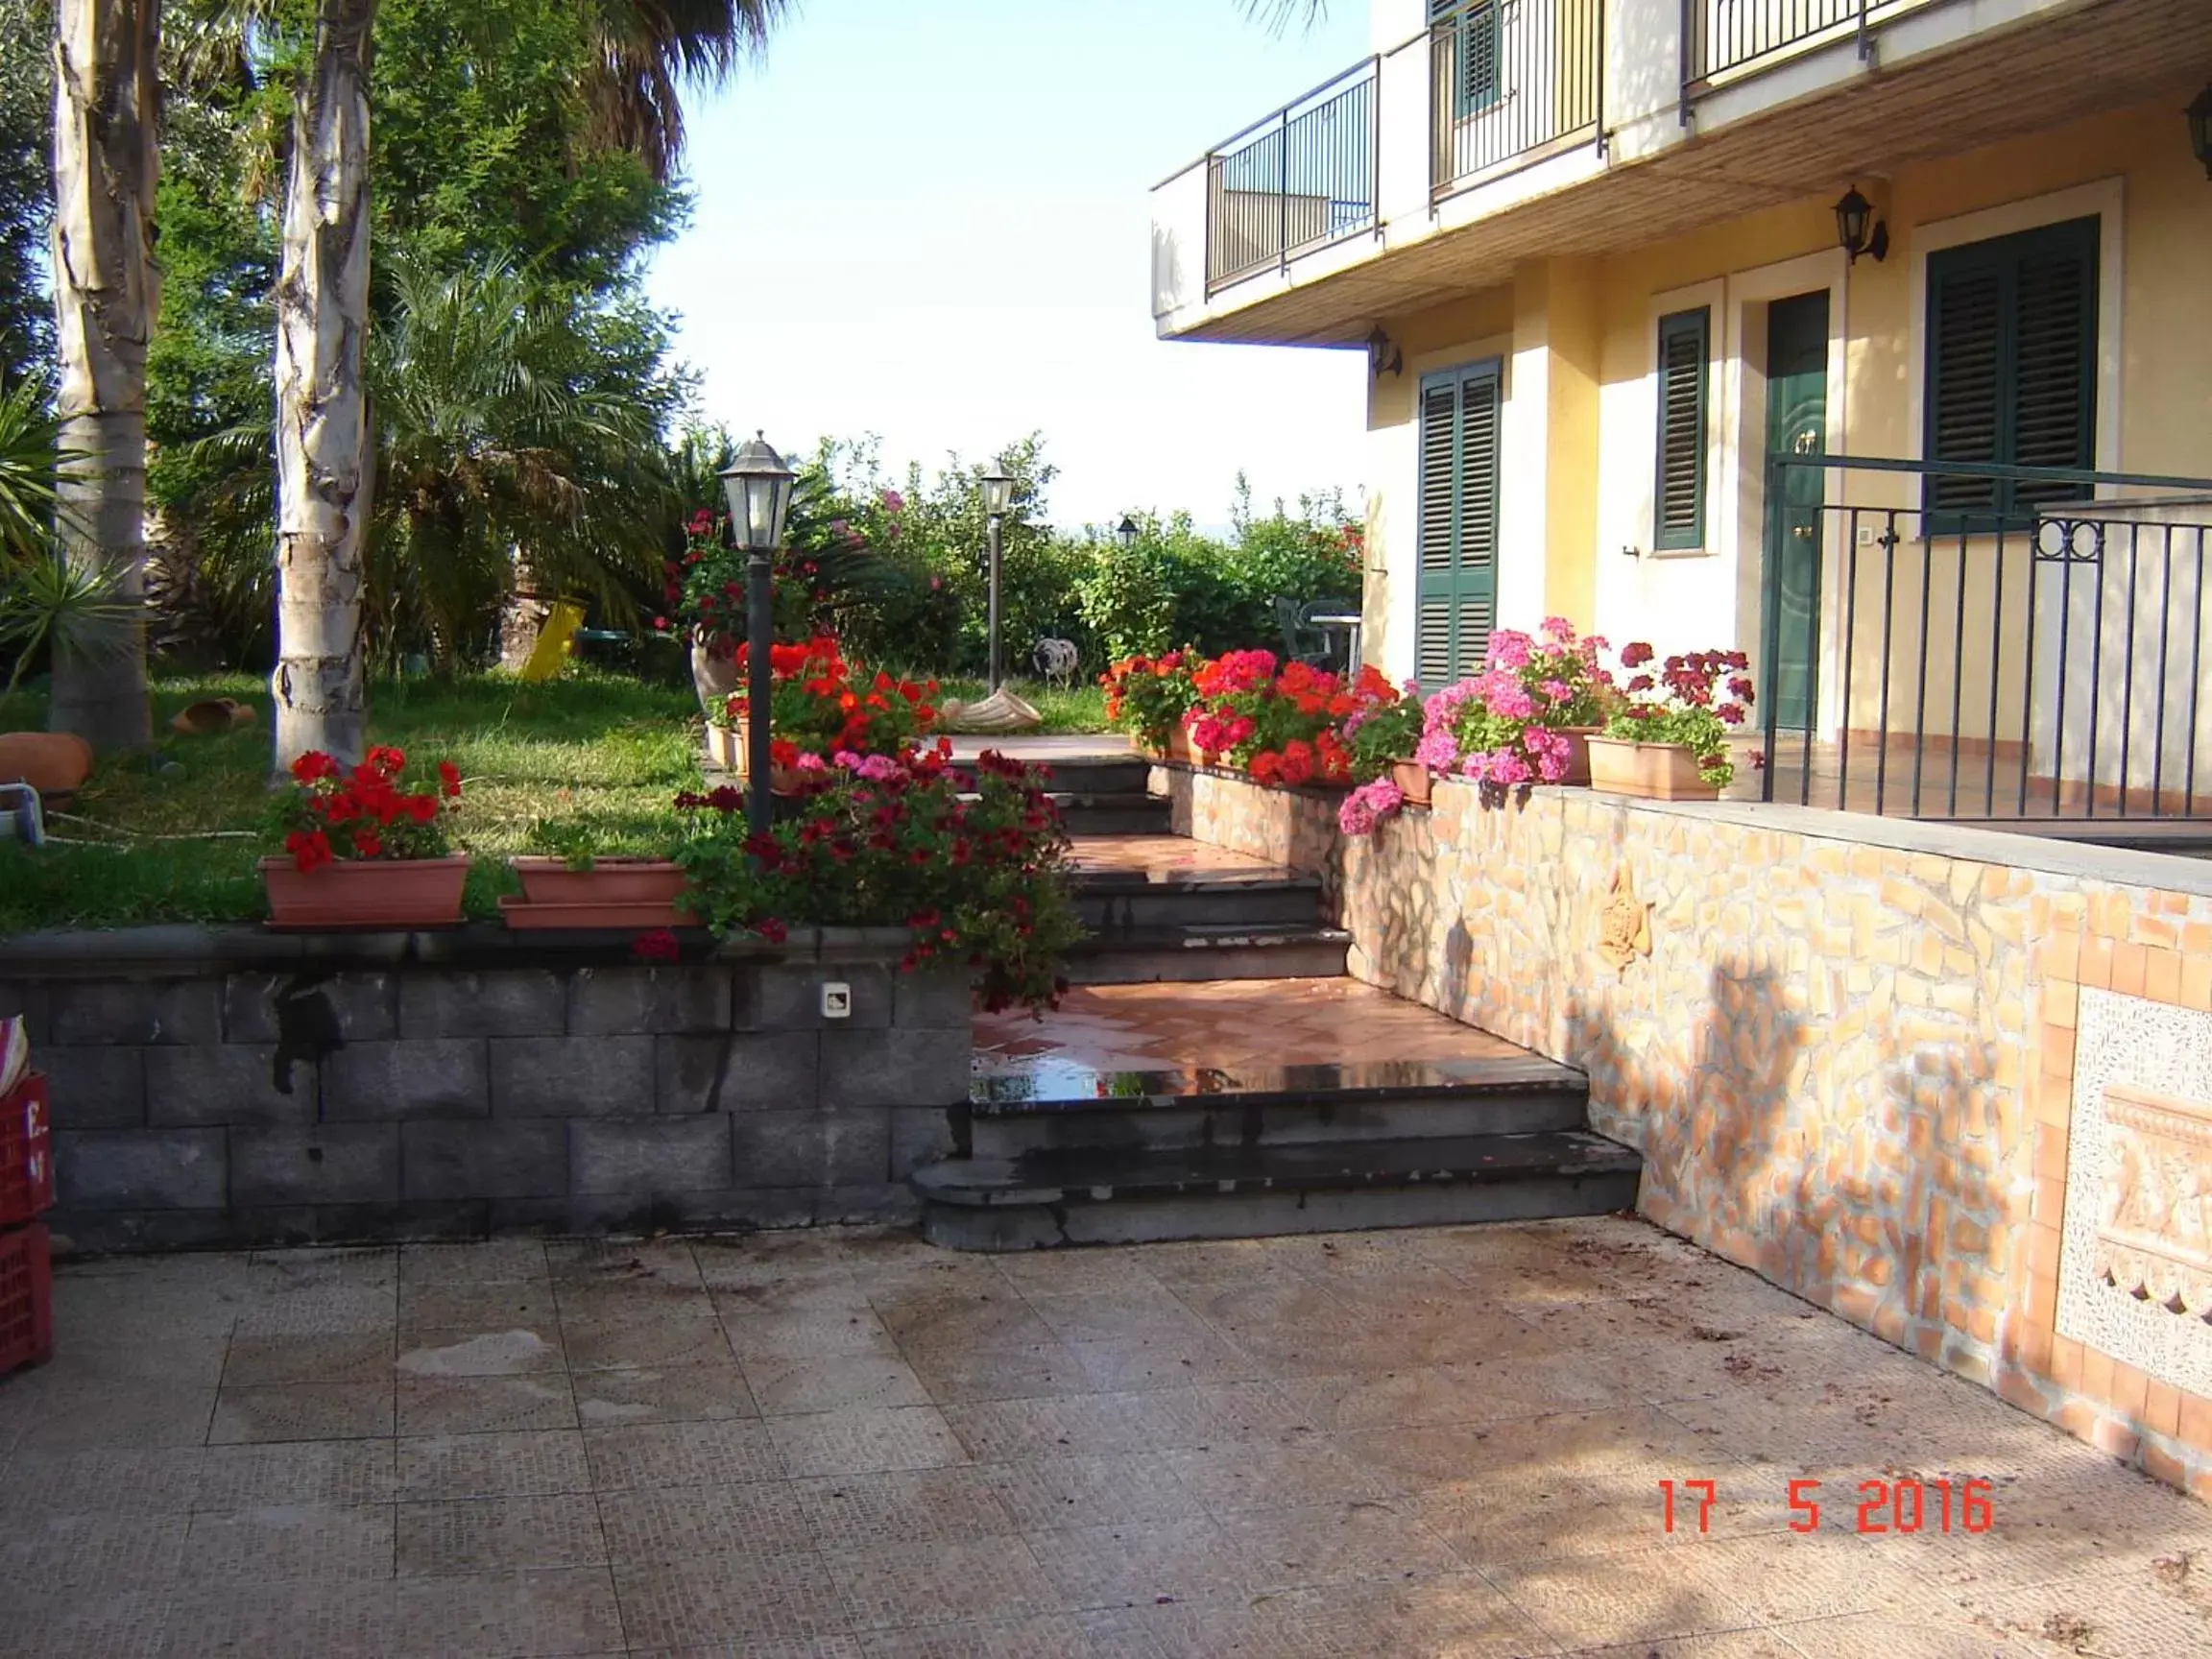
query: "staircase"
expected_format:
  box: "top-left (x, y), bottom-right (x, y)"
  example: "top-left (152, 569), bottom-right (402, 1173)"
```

top-left (907, 742), bottom-right (1644, 1252)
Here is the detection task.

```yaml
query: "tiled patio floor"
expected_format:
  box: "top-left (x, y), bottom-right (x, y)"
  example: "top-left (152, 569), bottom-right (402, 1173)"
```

top-left (974, 979), bottom-right (1531, 1087)
top-left (5, 1220), bottom-right (2209, 1656)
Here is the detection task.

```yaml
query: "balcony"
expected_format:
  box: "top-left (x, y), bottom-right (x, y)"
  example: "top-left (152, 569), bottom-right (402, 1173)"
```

top-left (1150, 0), bottom-right (2211, 346)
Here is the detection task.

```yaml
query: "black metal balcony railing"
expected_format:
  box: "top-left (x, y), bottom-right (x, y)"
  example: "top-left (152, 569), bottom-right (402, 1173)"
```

top-left (1204, 60), bottom-right (1378, 294)
top-left (1431, 0), bottom-right (1603, 199)
top-left (1761, 455), bottom-right (2212, 825)
top-left (1684, 0), bottom-right (1936, 88)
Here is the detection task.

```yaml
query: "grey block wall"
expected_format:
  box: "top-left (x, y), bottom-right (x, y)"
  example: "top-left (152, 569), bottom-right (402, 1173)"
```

top-left (0, 939), bottom-right (971, 1254)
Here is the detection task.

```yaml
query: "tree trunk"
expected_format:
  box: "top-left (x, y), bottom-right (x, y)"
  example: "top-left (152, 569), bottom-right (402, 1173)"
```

top-left (271, 0), bottom-right (375, 770)
top-left (46, 0), bottom-right (158, 752)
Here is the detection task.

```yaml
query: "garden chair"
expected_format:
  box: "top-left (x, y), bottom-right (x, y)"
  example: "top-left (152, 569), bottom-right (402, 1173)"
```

top-left (1274, 596), bottom-right (1334, 670)
top-left (1300, 596), bottom-right (1361, 674)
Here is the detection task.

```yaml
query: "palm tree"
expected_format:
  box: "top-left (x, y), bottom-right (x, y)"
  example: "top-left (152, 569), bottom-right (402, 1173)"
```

top-left (268, 0), bottom-right (792, 766)
top-left (46, 0), bottom-right (160, 751)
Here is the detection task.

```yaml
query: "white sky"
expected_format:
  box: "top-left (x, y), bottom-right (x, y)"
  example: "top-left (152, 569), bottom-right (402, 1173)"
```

top-left (642, 0), bottom-right (1372, 533)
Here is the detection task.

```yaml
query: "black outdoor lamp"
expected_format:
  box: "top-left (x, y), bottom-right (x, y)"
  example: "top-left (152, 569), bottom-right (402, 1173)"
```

top-left (980, 463), bottom-right (1016, 691)
top-left (2188, 85), bottom-right (2212, 180)
top-left (718, 431), bottom-right (797, 838)
top-left (1116, 516), bottom-right (1140, 549)
top-left (1834, 185), bottom-right (1888, 265)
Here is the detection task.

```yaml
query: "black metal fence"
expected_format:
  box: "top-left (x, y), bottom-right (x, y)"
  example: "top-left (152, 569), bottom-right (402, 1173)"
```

top-left (1205, 60), bottom-right (1379, 294)
top-left (1683, 0), bottom-right (1949, 88)
top-left (1760, 456), bottom-right (2212, 824)
top-left (1431, 0), bottom-right (1603, 197)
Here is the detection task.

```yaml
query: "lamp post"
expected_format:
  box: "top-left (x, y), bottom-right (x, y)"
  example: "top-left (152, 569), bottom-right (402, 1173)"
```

top-left (1116, 516), bottom-right (1139, 550)
top-left (980, 464), bottom-right (1015, 691)
top-left (718, 433), bottom-right (797, 839)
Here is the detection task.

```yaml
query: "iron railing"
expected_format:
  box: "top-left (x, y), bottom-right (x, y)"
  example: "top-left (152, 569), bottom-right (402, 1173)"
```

top-left (1683, 0), bottom-right (1941, 90)
top-left (1431, 0), bottom-right (1603, 199)
top-left (1759, 455), bottom-right (2212, 824)
top-left (1205, 59), bottom-right (1379, 294)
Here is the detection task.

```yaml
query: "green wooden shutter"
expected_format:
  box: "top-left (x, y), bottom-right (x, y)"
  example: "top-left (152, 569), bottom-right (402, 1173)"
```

top-left (1431, 0), bottom-right (1501, 117)
top-left (1924, 216), bottom-right (2098, 524)
top-left (1415, 359), bottom-right (1502, 687)
top-left (1653, 307), bottom-right (1709, 551)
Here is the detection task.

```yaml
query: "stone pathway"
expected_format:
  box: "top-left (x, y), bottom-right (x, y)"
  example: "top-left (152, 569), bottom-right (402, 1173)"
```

top-left (4, 1217), bottom-right (2209, 1657)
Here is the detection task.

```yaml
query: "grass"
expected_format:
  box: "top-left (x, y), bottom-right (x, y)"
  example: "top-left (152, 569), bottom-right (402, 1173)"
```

top-left (0, 667), bottom-right (1115, 933)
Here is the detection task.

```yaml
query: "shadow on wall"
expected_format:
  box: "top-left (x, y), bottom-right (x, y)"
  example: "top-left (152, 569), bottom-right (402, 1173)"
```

top-left (1151, 222), bottom-right (1187, 325)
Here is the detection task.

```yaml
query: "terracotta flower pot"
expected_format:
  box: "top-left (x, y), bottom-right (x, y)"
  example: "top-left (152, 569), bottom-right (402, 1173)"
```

top-left (502, 858), bottom-right (689, 930)
top-left (1389, 760), bottom-right (1433, 806)
top-left (0, 732), bottom-right (94, 807)
top-left (705, 720), bottom-right (814, 793)
top-left (1584, 736), bottom-right (1719, 801)
top-left (261, 854), bottom-right (470, 930)
top-left (1552, 725), bottom-right (1601, 787)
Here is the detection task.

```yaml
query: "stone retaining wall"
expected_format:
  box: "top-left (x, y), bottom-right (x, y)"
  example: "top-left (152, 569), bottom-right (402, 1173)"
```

top-left (0, 929), bottom-right (968, 1254)
top-left (1178, 767), bottom-right (2212, 1501)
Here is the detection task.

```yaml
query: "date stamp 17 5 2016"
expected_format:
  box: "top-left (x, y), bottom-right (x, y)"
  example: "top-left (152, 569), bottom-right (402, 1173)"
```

top-left (1659, 1478), bottom-right (1996, 1536)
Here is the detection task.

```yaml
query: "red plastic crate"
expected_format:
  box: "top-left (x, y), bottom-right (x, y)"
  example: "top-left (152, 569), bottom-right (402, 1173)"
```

top-left (0, 1073), bottom-right (52, 1225)
top-left (0, 1222), bottom-right (53, 1376)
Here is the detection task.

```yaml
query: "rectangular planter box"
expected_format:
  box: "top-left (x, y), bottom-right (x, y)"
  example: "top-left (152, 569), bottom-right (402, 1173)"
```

top-left (505, 858), bottom-right (688, 932)
top-left (261, 855), bottom-right (471, 930)
top-left (1585, 736), bottom-right (1719, 801)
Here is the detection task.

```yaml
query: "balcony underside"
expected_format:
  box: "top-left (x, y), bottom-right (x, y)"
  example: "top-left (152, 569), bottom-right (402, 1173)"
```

top-left (1176, 0), bottom-right (2212, 347)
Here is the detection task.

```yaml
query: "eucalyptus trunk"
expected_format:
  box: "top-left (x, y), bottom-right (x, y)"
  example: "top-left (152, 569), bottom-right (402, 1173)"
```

top-left (47, 0), bottom-right (158, 751)
top-left (271, 0), bottom-right (375, 770)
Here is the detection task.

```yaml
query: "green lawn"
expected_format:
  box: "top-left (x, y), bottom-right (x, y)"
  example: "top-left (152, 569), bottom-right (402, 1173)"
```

top-left (0, 668), bottom-right (1112, 932)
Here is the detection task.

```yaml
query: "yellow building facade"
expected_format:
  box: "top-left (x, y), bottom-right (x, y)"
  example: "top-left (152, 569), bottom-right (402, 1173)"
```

top-left (1152, 0), bottom-right (2212, 813)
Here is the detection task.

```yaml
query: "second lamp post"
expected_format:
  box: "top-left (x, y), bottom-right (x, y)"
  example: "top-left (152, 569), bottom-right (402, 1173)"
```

top-left (718, 433), bottom-right (797, 839)
top-left (980, 463), bottom-right (1015, 692)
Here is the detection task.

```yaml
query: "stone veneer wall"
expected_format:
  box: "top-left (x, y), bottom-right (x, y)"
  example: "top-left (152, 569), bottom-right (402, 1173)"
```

top-left (0, 929), bottom-right (968, 1254)
top-left (1169, 762), bottom-right (2212, 1501)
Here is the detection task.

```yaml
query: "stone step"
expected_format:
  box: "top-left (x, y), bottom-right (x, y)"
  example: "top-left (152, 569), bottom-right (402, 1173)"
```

top-left (965, 1053), bottom-right (1588, 1159)
top-left (1065, 925), bottom-right (1351, 985)
top-left (1030, 757), bottom-right (1153, 797)
top-left (1071, 868), bottom-right (1323, 932)
top-left (1052, 792), bottom-right (1171, 836)
top-left (912, 1129), bottom-right (1642, 1250)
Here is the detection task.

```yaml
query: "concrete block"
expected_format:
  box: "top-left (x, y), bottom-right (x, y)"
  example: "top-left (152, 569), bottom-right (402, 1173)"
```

top-left (821, 1184), bottom-right (920, 1225)
top-left (222, 972), bottom-right (397, 1044)
top-left (566, 966), bottom-right (730, 1035)
top-left (660, 1189), bottom-right (819, 1232)
top-left (401, 1119), bottom-right (568, 1201)
top-left (325, 1040), bottom-right (489, 1120)
top-left (49, 1208), bottom-right (263, 1257)
top-left (35, 1046), bottom-right (147, 1129)
top-left (54, 1128), bottom-right (227, 1211)
top-left (146, 1045), bottom-right (315, 1127)
top-left (655, 1033), bottom-right (819, 1114)
top-left (733, 962), bottom-right (892, 1030)
top-left (49, 978), bottom-right (220, 1046)
top-left (398, 971), bottom-right (564, 1038)
top-left (893, 966), bottom-right (974, 1030)
top-left (889, 1105), bottom-right (959, 1179)
top-left (301, 1201), bottom-right (489, 1246)
top-left (731, 1109), bottom-right (888, 1190)
top-left (569, 1117), bottom-right (732, 1194)
top-left (229, 1124), bottom-right (401, 1207)
top-left (489, 1036), bottom-right (654, 1117)
top-left (819, 1028), bottom-right (969, 1110)
top-left (0, 981), bottom-right (50, 1043)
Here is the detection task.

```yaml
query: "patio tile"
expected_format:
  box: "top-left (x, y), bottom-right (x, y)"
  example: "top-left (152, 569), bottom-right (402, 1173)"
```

top-left (392, 1566), bottom-right (624, 1657)
top-left (396, 1431), bottom-right (591, 1500)
top-left (0, 1512), bottom-right (190, 1593)
top-left (583, 1418), bottom-right (784, 1491)
top-left (596, 1479), bottom-right (818, 1563)
top-left (223, 1332), bottom-right (395, 1387)
top-left (208, 1382), bottom-right (391, 1444)
top-left (898, 1339), bottom-right (1090, 1405)
top-left (975, 1450), bottom-right (1203, 1530)
top-left (740, 1352), bottom-right (932, 1415)
top-left (1065, 1329), bottom-right (1263, 1392)
top-left (559, 1312), bottom-right (732, 1372)
top-left (1023, 1514), bottom-right (1253, 1607)
top-left (611, 1551), bottom-right (854, 1649)
top-left (18, 1383), bottom-right (219, 1450)
top-left (1165, 1435), bottom-right (1399, 1514)
top-left (396, 1373), bottom-right (575, 1436)
top-left (196, 1440), bottom-right (399, 1507)
top-left (874, 1289), bottom-right (1054, 1351)
top-left (398, 1280), bottom-right (562, 1333)
top-left (11, 1585), bottom-right (176, 1659)
top-left (553, 1279), bottom-right (715, 1324)
top-left (792, 1466), bottom-right (1020, 1552)
top-left (767, 1404), bottom-right (969, 1479)
top-left (156, 1578), bottom-right (398, 1659)
top-left (723, 1309), bottom-right (902, 1362)
top-left (823, 1535), bottom-right (1058, 1631)
top-left (571, 1359), bottom-right (759, 1425)
top-left (1484, 1543), bottom-right (1764, 1650)
top-left (542, 1238), bottom-right (702, 1285)
top-left (855, 1614), bottom-right (1099, 1658)
top-left (0, 1446), bottom-right (205, 1515)
top-left (230, 1286), bottom-right (396, 1337)
top-left (398, 1240), bottom-right (549, 1285)
top-left (396, 1326), bottom-right (566, 1377)
top-left (396, 1494), bottom-right (607, 1575)
top-left (180, 1502), bottom-right (397, 1581)
top-left (942, 1393), bottom-right (1157, 1461)
top-left (708, 1268), bottom-right (877, 1317)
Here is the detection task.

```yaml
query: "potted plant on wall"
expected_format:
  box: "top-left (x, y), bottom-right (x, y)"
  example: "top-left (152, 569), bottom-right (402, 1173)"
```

top-left (1336, 665), bottom-right (1428, 805)
top-left (262, 747), bottom-right (469, 928)
top-left (503, 820), bottom-right (691, 930)
top-left (1585, 643), bottom-right (1755, 800)
top-left (1101, 651), bottom-right (1199, 761)
top-left (707, 637), bottom-right (938, 781)
top-left (1182, 653), bottom-right (1353, 788)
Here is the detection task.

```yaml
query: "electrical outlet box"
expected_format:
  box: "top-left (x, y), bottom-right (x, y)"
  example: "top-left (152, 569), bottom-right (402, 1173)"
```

top-left (821, 981), bottom-right (852, 1020)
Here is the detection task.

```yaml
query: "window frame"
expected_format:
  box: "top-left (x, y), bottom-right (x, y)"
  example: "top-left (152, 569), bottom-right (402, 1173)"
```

top-left (1652, 305), bottom-right (1712, 553)
top-left (1431, 0), bottom-right (1503, 121)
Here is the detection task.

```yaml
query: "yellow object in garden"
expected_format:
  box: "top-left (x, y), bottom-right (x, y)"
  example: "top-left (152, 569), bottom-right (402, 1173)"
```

top-left (519, 601), bottom-right (587, 682)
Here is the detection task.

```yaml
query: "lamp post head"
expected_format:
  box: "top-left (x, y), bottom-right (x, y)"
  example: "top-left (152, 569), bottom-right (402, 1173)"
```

top-left (1116, 516), bottom-right (1140, 549)
top-left (719, 432), bottom-right (797, 552)
top-left (980, 464), bottom-right (1016, 519)
top-left (1833, 186), bottom-right (1887, 265)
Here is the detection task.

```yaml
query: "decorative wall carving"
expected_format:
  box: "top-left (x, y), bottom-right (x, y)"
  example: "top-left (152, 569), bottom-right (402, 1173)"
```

top-left (2096, 1083), bottom-right (2212, 1316)
top-left (1597, 867), bottom-right (1651, 974)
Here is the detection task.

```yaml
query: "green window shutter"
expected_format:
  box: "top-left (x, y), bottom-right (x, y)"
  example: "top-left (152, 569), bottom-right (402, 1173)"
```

top-left (1415, 358), bottom-right (1503, 686)
top-left (1653, 307), bottom-right (1709, 551)
top-left (1431, 0), bottom-right (1501, 118)
top-left (1924, 216), bottom-right (2098, 525)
